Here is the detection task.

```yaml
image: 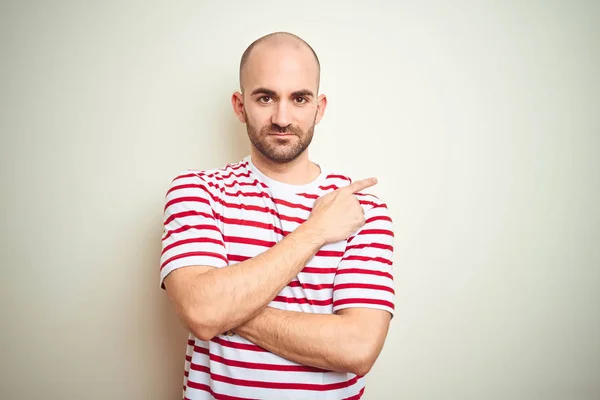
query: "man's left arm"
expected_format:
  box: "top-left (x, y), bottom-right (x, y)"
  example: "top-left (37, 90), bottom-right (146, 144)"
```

top-left (234, 199), bottom-right (395, 376)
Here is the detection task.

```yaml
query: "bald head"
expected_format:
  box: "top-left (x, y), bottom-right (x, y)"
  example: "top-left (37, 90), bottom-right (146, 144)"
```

top-left (239, 32), bottom-right (321, 93)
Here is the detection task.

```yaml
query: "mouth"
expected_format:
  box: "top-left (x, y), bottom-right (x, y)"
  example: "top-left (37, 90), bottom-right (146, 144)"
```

top-left (269, 133), bottom-right (295, 137)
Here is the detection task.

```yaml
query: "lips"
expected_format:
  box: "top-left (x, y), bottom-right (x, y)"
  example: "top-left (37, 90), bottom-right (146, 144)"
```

top-left (269, 132), bottom-right (295, 137)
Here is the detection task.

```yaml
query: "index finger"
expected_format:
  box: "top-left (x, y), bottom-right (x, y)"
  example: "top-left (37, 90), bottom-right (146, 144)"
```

top-left (344, 177), bottom-right (378, 194)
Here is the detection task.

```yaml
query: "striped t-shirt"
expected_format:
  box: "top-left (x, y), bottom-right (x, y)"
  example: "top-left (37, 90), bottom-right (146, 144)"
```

top-left (160, 155), bottom-right (395, 400)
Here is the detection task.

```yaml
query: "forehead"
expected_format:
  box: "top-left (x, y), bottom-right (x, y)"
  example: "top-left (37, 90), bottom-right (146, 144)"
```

top-left (243, 43), bottom-right (319, 94)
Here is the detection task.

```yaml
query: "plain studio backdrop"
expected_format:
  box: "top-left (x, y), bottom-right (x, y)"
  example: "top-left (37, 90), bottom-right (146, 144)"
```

top-left (1, 1), bottom-right (599, 399)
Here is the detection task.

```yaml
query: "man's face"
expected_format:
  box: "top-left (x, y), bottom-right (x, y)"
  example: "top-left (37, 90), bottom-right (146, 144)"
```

top-left (240, 44), bottom-right (322, 163)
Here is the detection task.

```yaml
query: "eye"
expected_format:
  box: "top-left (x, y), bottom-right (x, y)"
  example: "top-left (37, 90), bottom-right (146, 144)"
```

top-left (258, 96), bottom-right (273, 104)
top-left (294, 97), bottom-right (308, 104)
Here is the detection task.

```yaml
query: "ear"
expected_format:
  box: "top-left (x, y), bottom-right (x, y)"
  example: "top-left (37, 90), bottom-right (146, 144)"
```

top-left (231, 91), bottom-right (246, 123)
top-left (315, 94), bottom-right (328, 125)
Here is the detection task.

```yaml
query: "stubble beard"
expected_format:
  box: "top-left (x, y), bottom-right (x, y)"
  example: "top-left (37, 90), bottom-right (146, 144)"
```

top-left (246, 113), bottom-right (316, 163)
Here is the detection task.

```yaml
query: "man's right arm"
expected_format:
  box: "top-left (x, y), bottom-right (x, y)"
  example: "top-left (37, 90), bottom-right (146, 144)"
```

top-left (162, 174), bottom-right (378, 341)
top-left (163, 222), bottom-right (324, 341)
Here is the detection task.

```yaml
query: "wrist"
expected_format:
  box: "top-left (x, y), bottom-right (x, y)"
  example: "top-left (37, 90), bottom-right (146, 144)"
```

top-left (296, 219), bottom-right (327, 248)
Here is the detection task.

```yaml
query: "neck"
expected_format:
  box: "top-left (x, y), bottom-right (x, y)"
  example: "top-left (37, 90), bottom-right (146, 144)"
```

top-left (249, 148), bottom-right (321, 185)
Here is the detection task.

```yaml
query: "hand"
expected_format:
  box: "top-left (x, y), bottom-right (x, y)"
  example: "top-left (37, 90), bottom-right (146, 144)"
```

top-left (305, 177), bottom-right (378, 244)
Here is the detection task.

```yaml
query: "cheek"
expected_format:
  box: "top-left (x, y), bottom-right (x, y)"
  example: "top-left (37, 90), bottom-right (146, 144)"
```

top-left (245, 106), bottom-right (271, 126)
top-left (298, 107), bottom-right (317, 125)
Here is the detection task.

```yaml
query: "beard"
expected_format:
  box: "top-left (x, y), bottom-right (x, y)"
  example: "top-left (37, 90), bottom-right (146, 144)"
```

top-left (245, 113), bottom-right (316, 163)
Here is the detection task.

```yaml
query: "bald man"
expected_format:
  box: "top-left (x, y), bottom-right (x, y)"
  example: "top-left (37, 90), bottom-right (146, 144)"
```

top-left (160, 32), bottom-right (395, 399)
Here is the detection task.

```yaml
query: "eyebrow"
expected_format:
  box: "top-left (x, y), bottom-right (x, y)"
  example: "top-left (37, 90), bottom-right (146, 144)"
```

top-left (250, 87), bottom-right (276, 97)
top-left (250, 87), bottom-right (315, 98)
top-left (291, 89), bottom-right (315, 98)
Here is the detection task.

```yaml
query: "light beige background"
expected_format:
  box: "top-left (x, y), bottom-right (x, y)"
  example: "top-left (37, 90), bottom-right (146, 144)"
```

top-left (1, 1), bottom-right (599, 399)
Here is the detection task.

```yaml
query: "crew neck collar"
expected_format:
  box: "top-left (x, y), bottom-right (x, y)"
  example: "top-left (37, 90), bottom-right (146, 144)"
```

top-left (244, 155), bottom-right (326, 194)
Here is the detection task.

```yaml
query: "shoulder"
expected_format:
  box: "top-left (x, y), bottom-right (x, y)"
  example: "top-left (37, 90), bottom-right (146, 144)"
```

top-left (167, 159), bottom-right (249, 193)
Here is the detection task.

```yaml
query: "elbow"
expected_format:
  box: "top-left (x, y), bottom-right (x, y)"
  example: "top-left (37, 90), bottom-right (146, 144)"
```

top-left (186, 307), bottom-right (221, 341)
top-left (190, 324), bottom-right (218, 342)
top-left (347, 344), bottom-right (378, 377)
top-left (349, 359), bottom-right (374, 377)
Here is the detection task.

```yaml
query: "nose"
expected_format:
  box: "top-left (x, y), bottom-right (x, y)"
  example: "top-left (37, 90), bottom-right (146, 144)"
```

top-left (271, 101), bottom-right (292, 128)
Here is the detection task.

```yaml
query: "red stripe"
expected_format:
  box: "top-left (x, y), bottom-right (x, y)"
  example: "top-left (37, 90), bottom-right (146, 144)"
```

top-left (164, 195), bottom-right (210, 212)
top-left (345, 242), bottom-right (394, 252)
top-left (333, 298), bottom-right (395, 309)
top-left (343, 386), bottom-right (365, 400)
top-left (273, 197), bottom-right (313, 212)
top-left (312, 184), bottom-right (378, 204)
top-left (327, 174), bottom-right (351, 182)
top-left (186, 380), bottom-right (256, 400)
top-left (193, 346), bottom-right (209, 355)
top-left (228, 254), bottom-right (250, 263)
top-left (334, 283), bottom-right (395, 294)
top-left (316, 250), bottom-right (345, 257)
top-left (171, 172), bottom-right (198, 182)
top-left (336, 268), bottom-right (393, 280)
top-left (319, 184), bottom-right (339, 191)
top-left (167, 183), bottom-right (209, 196)
top-left (162, 224), bottom-right (221, 242)
top-left (224, 235), bottom-right (276, 248)
top-left (288, 280), bottom-right (334, 290)
top-left (191, 363), bottom-right (359, 391)
top-left (197, 170), bottom-right (252, 181)
top-left (341, 255), bottom-right (393, 266)
top-left (210, 337), bottom-right (268, 352)
top-left (353, 229), bottom-right (394, 239)
top-left (365, 215), bottom-right (392, 224)
top-left (272, 295), bottom-right (333, 306)
top-left (277, 214), bottom-right (307, 224)
top-left (212, 197), bottom-right (275, 216)
top-left (196, 349), bottom-right (327, 372)
top-left (227, 162), bottom-right (248, 171)
top-left (300, 267), bottom-right (337, 274)
top-left (297, 193), bottom-right (319, 199)
top-left (160, 251), bottom-right (228, 271)
top-left (164, 210), bottom-right (215, 226)
top-left (369, 203), bottom-right (387, 210)
top-left (161, 237), bottom-right (226, 255)
top-left (359, 200), bottom-right (379, 207)
top-left (220, 170), bottom-right (252, 180)
top-left (223, 179), bottom-right (269, 189)
top-left (223, 190), bottom-right (269, 198)
top-left (315, 184), bottom-right (373, 195)
top-left (218, 216), bottom-right (287, 236)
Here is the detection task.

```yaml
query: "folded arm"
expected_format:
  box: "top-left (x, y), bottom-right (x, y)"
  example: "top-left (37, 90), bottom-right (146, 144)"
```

top-left (234, 307), bottom-right (391, 376)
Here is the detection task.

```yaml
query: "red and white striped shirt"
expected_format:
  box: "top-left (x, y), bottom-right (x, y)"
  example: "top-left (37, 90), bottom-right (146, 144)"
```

top-left (160, 156), bottom-right (395, 400)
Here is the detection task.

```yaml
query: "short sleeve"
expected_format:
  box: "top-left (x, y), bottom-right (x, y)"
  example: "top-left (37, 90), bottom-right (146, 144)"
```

top-left (159, 172), bottom-right (228, 289)
top-left (332, 200), bottom-right (395, 317)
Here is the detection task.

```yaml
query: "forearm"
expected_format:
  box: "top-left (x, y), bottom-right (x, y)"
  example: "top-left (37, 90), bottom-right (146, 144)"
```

top-left (234, 307), bottom-right (369, 375)
top-left (187, 222), bottom-right (324, 338)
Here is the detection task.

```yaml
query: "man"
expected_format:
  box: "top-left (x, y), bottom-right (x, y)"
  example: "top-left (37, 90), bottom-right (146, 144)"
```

top-left (160, 32), bottom-right (395, 399)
